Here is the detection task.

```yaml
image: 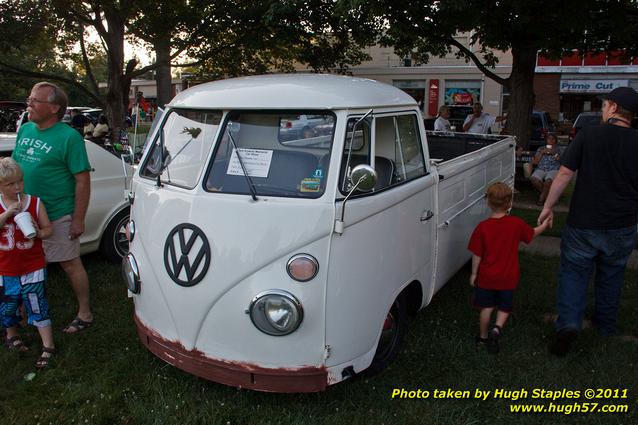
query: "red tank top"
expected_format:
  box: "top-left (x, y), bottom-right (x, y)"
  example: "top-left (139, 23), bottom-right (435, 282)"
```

top-left (0, 195), bottom-right (46, 276)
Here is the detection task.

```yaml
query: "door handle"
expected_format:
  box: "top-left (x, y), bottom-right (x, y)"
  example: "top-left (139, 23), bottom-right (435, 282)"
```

top-left (420, 210), bottom-right (434, 222)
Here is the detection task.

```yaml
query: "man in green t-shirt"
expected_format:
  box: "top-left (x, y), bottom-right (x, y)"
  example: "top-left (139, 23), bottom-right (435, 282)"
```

top-left (13, 82), bottom-right (94, 333)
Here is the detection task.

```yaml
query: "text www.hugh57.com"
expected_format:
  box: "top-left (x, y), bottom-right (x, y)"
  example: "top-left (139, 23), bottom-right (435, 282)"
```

top-left (510, 402), bottom-right (628, 415)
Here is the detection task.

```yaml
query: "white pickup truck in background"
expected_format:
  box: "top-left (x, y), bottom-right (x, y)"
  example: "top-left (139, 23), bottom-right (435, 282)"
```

top-left (122, 74), bottom-right (516, 392)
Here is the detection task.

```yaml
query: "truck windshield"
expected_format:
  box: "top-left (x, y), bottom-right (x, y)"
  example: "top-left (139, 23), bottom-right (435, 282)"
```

top-left (205, 111), bottom-right (335, 198)
top-left (140, 109), bottom-right (222, 188)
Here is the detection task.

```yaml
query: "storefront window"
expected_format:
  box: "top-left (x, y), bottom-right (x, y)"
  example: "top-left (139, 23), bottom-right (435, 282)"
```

top-left (444, 80), bottom-right (481, 105)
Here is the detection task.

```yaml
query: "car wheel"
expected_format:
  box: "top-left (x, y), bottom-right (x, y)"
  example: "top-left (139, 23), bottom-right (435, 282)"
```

top-left (100, 208), bottom-right (130, 263)
top-left (365, 292), bottom-right (407, 376)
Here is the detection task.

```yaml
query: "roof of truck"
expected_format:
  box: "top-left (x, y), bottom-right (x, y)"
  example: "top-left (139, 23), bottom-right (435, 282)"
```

top-left (169, 74), bottom-right (417, 110)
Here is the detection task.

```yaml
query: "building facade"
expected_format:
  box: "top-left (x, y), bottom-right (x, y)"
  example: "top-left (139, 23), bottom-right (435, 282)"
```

top-left (345, 34), bottom-right (512, 119)
top-left (534, 52), bottom-right (638, 121)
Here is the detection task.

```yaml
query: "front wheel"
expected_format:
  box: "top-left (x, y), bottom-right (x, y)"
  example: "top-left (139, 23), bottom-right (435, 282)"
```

top-left (100, 208), bottom-right (130, 263)
top-left (365, 292), bottom-right (408, 376)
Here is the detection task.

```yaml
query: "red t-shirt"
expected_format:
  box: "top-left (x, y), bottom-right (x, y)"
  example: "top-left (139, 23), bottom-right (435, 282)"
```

top-left (467, 215), bottom-right (534, 290)
top-left (0, 195), bottom-right (46, 276)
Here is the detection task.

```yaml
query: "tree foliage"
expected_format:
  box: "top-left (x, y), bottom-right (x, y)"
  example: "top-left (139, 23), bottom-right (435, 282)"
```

top-left (366, 0), bottom-right (638, 147)
top-left (0, 0), bottom-right (374, 137)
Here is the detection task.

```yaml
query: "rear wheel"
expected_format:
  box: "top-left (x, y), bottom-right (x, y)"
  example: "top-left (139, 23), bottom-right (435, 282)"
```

top-left (100, 208), bottom-right (130, 263)
top-left (365, 292), bottom-right (407, 376)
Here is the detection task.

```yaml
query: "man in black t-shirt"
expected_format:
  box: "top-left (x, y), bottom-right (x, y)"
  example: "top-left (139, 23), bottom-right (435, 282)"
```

top-left (538, 87), bottom-right (638, 356)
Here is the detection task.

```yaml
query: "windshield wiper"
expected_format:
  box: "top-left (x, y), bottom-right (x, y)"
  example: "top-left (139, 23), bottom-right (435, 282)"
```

top-left (156, 129), bottom-right (165, 187)
top-left (226, 124), bottom-right (258, 201)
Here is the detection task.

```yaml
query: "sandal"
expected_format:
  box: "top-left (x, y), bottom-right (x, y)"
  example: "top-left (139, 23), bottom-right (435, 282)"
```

top-left (35, 346), bottom-right (56, 369)
top-left (5, 336), bottom-right (29, 352)
top-left (63, 317), bottom-right (94, 334)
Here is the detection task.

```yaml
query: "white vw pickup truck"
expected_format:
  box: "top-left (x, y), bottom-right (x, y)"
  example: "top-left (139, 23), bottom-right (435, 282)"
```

top-left (123, 74), bottom-right (516, 392)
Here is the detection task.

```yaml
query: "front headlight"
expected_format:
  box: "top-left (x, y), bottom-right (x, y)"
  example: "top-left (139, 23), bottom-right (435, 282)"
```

top-left (122, 253), bottom-right (141, 294)
top-left (249, 290), bottom-right (303, 336)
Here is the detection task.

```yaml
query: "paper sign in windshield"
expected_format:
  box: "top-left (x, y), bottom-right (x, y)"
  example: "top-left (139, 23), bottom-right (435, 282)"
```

top-left (226, 149), bottom-right (273, 178)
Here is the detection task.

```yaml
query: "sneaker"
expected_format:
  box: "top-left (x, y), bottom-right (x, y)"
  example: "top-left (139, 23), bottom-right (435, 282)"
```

top-left (487, 325), bottom-right (501, 354)
top-left (550, 329), bottom-right (578, 356)
top-left (475, 335), bottom-right (488, 351)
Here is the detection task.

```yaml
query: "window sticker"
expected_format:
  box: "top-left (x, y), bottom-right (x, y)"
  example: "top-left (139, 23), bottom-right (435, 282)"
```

top-left (300, 178), bottom-right (321, 192)
top-left (226, 149), bottom-right (273, 178)
top-left (312, 168), bottom-right (324, 179)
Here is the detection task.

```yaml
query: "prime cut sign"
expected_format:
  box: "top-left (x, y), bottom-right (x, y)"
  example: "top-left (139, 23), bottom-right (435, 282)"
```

top-left (560, 80), bottom-right (628, 93)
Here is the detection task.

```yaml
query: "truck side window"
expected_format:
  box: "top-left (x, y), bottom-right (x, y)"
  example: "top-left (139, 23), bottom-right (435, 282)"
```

top-left (375, 114), bottom-right (426, 187)
top-left (393, 114), bottom-right (427, 182)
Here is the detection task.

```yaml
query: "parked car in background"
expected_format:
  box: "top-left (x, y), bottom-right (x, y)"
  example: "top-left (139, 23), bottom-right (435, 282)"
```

top-left (568, 112), bottom-right (638, 143)
top-left (279, 114), bottom-right (333, 141)
top-left (62, 106), bottom-right (93, 124)
top-left (0, 101), bottom-right (26, 132)
top-left (529, 110), bottom-right (556, 150)
top-left (82, 108), bottom-right (103, 125)
top-left (568, 112), bottom-right (601, 143)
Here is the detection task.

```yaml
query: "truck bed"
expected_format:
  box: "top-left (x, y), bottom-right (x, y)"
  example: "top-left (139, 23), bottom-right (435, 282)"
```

top-left (424, 132), bottom-right (516, 301)
top-left (426, 131), bottom-right (511, 163)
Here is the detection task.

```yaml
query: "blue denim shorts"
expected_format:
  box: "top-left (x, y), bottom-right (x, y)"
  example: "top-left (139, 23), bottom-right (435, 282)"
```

top-left (473, 287), bottom-right (514, 312)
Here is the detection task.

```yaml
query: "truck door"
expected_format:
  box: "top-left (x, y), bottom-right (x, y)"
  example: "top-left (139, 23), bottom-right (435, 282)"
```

top-left (325, 112), bottom-right (437, 370)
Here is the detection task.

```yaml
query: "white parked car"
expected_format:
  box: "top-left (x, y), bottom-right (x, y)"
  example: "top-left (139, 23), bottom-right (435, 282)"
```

top-left (0, 127), bottom-right (131, 262)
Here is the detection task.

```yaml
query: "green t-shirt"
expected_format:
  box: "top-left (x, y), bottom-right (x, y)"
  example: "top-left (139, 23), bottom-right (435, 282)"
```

top-left (13, 121), bottom-right (91, 221)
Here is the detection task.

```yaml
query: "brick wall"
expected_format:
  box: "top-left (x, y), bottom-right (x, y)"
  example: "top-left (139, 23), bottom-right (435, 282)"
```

top-left (533, 74), bottom-right (560, 120)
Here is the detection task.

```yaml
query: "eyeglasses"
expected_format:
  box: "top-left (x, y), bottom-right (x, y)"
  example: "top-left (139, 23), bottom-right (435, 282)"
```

top-left (26, 97), bottom-right (53, 105)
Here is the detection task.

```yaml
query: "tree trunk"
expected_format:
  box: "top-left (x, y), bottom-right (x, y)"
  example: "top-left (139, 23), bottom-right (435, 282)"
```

top-left (154, 38), bottom-right (172, 108)
top-left (506, 46), bottom-right (538, 149)
top-left (101, 8), bottom-right (132, 144)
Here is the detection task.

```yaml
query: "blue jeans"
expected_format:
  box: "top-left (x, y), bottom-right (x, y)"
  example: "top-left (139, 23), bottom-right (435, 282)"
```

top-left (556, 225), bottom-right (637, 335)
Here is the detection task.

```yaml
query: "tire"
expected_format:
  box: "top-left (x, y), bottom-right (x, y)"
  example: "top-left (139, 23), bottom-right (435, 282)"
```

top-left (365, 292), bottom-right (408, 376)
top-left (100, 207), bottom-right (130, 263)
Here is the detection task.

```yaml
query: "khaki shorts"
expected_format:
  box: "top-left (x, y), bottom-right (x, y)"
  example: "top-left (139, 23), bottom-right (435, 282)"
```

top-left (44, 215), bottom-right (80, 263)
top-left (531, 168), bottom-right (558, 182)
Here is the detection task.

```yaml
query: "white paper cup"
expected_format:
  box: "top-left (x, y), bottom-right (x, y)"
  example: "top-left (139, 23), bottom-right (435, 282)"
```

top-left (546, 145), bottom-right (552, 149)
top-left (14, 211), bottom-right (36, 239)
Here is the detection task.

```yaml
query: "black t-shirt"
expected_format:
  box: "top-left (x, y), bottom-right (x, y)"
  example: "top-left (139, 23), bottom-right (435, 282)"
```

top-left (561, 123), bottom-right (638, 229)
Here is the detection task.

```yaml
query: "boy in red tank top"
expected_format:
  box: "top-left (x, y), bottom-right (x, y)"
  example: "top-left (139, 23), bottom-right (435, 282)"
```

top-left (468, 182), bottom-right (549, 354)
top-left (0, 157), bottom-right (54, 367)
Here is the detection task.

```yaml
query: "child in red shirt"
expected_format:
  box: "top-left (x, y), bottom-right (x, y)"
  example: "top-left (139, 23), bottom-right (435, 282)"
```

top-left (0, 158), bottom-right (54, 367)
top-left (468, 182), bottom-right (549, 353)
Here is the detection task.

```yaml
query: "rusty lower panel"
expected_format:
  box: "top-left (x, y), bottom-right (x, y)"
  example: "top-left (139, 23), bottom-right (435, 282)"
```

top-left (134, 315), bottom-right (328, 393)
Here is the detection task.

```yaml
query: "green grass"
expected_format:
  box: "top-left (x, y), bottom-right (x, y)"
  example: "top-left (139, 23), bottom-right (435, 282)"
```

top-left (511, 208), bottom-right (567, 237)
top-left (514, 180), bottom-right (573, 209)
top-left (2, 253), bottom-right (638, 424)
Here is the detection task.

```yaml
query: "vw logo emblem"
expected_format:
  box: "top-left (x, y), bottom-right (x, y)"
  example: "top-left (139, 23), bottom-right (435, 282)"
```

top-left (164, 224), bottom-right (211, 287)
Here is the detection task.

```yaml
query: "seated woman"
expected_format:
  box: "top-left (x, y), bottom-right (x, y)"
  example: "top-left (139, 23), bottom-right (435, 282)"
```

top-left (92, 115), bottom-right (109, 142)
top-left (528, 133), bottom-right (564, 205)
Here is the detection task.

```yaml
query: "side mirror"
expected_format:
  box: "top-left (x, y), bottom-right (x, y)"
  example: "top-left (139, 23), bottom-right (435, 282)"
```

top-left (334, 164), bottom-right (378, 235)
top-left (350, 164), bottom-right (377, 192)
